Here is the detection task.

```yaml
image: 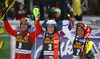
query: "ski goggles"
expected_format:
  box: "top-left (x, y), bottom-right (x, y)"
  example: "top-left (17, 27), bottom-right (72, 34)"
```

top-left (46, 24), bottom-right (56, 26)
top-left (20, 18), bottom-right (28, 23)
top-left (76, 23), bottom-right (85, 29)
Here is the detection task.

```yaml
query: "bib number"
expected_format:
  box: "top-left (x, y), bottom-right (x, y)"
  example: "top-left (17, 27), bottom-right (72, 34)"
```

top-left (18, 42), bottom-right (22, 48)
top-left (48, 44), bottom-right (52, 50)
top-left (76, 49), bottom-right (80, 55)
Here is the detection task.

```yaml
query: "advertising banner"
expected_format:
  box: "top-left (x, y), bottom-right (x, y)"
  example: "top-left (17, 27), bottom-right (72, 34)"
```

top-left (0, 27), bottom-right (9, 59)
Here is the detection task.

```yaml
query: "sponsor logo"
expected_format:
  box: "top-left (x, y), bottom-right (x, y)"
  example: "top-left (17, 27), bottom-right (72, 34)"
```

top-left (54, 40), bottom-right (59, 44)
top-left (19, 50), bottom-right (21, 52)
top-left (16, 35), bottom-right (29, 43)
top-left (50, 51), bottom-right (53, 54)
top-left (87, 27), bottom-right (90, 32)
top-left (44, 37), bottom-right (53, 43)
top-left (85, 26), bottom-right (91, 39)
top-left (73, 42), bottom-right (82, 49)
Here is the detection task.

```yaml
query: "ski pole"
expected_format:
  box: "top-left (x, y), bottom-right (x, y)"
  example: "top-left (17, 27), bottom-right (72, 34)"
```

top-left (33, 5), bottom-right (39, 59)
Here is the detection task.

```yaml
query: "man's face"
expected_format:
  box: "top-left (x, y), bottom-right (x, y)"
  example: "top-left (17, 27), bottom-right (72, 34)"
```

top-left (55, 12), bottom-right (60, 18)
top-left (77, 28), bottom-right (84, 38)
top-left (47, 26), bottom-right (54, 34)
top-left (21, 23), bottom-right (28, 31)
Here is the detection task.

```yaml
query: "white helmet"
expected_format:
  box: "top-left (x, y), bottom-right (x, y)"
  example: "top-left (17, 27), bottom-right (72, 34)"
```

top-left (46, 20), bottom-right (57, 26)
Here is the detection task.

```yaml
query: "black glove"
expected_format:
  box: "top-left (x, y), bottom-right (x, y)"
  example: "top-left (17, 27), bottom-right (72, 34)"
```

top-left (1, 8), bottom-right (8, 21)
top-left (80, 53), bottom-right (93, 59)
top-left (69, 11), bottom-right (74, 18)
top-left (69, 8), bottom-right (74, 18)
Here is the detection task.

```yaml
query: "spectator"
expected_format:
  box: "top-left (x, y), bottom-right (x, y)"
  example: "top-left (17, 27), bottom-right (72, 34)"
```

top-left (24, 0), bottom-right (31, 15)
top-left (51, 6), bottom-right (56, 10)
top-left (15, 3), bottom-right (27, 20)
top-left (44, 6), bottom-right (48, 20)
top-left (0, 9), bottom-right (1, 16)
top-left (42, 8), bottom-right (62, 31)
top-left (58, 0), bottom-right (65, 20)
top-left (0, 3), bottom-right (4, 16)
top-left (72, 0), bottom-right (82, 21)
top-left (58, 0), bottom-right (74, 20)
top-left (54, 8), bottom-right (61, 19)
top-left (88, 0), bottom-right (100, 15)
top-left (54, 8), bottom-right (62, 31)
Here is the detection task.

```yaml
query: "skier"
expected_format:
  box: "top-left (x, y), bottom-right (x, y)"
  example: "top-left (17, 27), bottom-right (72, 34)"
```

top-left (39, 20), bottom-right (65, 59)
top-left (73, 22), bottom-right (99, 59)
top-left (4, 17), bottom-right (41, 59)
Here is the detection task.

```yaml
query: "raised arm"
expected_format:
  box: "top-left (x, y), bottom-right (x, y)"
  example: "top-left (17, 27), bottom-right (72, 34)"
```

top-left (68, 18), bottom-right (74, 31)
top-left (4, 20), bottom-right (18, 37)
top-left (30, 20), bottom-right (41, 43)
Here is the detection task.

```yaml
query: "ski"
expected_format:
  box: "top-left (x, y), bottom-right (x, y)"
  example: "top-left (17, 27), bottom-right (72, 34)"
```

top-left (83, 26), bottom-right (92, 53)
top-left (53, 33), bottom-right (59, 59)
top-left (80, 26), bottom-right (91, 56)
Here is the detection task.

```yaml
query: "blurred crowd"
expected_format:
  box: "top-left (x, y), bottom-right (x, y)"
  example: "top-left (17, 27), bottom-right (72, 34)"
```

top-left (0, 0), bottom-right (100, 21)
